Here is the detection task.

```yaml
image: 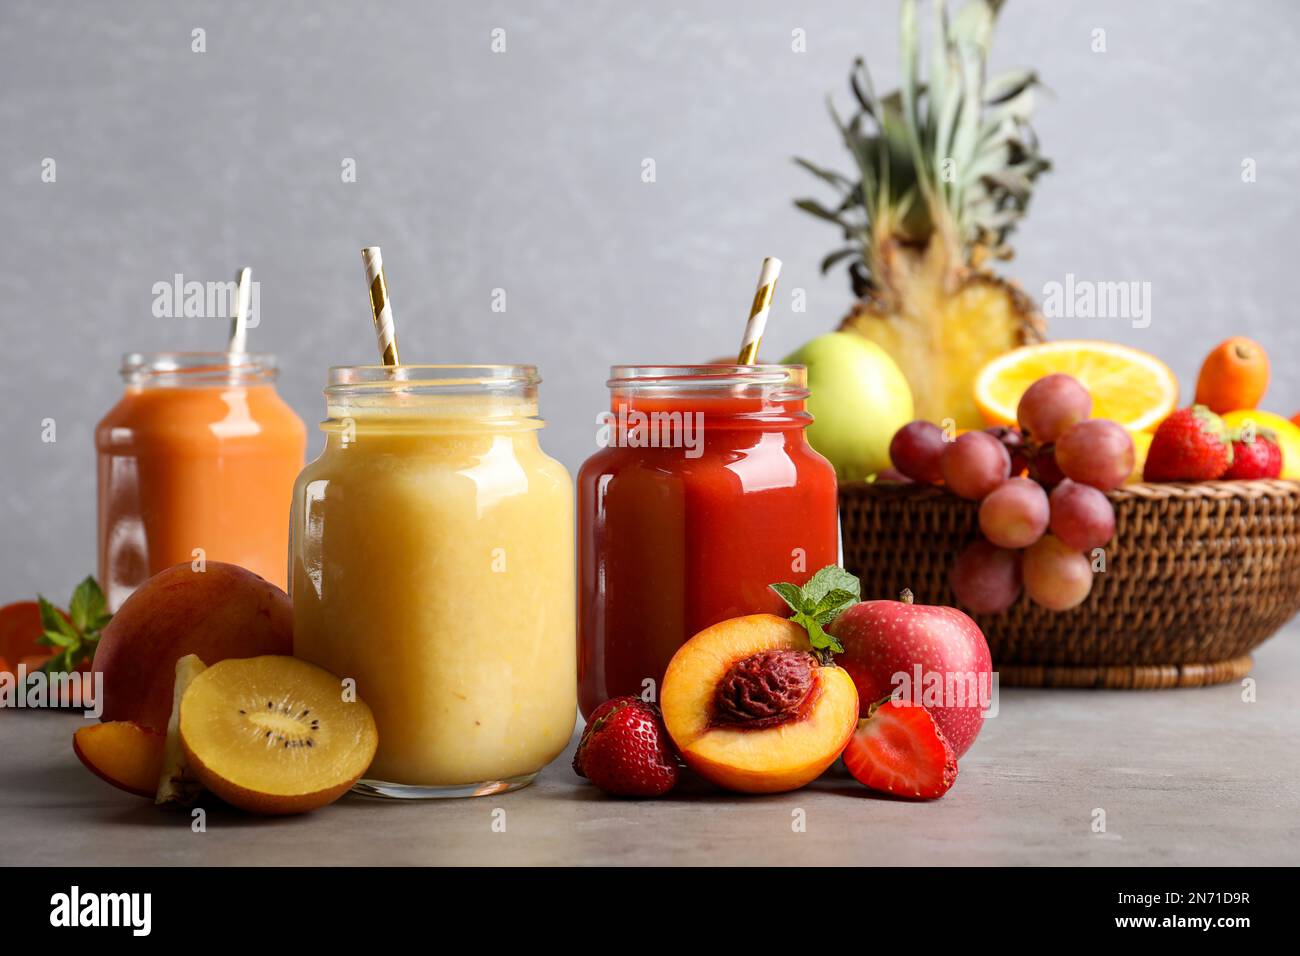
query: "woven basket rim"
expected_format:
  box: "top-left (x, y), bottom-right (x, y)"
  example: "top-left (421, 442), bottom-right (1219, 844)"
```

top-left (840, 477), bottom-right (1300, 503)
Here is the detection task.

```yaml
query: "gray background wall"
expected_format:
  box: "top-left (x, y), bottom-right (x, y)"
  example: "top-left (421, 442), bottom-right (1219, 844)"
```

top-left (2, 0), bottom-right (1298, 599)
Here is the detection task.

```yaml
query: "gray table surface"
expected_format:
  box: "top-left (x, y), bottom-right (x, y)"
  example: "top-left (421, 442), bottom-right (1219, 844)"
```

top-left (3, 627), bottom-right (1298, 867)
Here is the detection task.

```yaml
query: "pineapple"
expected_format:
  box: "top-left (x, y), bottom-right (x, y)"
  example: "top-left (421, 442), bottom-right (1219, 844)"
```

top-left (795, 0), bottom-right (1049, 427)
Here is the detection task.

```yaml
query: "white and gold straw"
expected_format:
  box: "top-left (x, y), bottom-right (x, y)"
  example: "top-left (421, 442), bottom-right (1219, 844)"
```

top-left (227, 266), bottom-right (252, 354)
top-left (736, 256), bottom-right (782, 365)
top-left (361, 246), bottom-right (400, 366)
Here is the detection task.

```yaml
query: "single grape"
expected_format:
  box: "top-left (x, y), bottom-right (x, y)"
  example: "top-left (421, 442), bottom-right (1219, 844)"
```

top-left (978, 477), bottom-right (1050, 549)
top-left (950, 538), bottom-right (1022, 614)
top-left (940, 431), bottom-right (1012, 500)
top-left (1022, 534), bottom-right (1093, 611)
top-left (1032, 445), bottom-right (1066, 488)
top-left (985, 425), bottom-right (1029, 475)
top-left (889, 420), bottom-right (947, 483)
top-left (1054, 419), bottom-right (1134, 491)
top-left (1016, 374), bottom-right (1093, 443)
top-left (1049, 479), bottom-right (1116, 550)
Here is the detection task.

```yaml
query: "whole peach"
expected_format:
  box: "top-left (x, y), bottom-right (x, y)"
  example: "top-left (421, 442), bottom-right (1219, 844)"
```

top-left (92, 563), bottom-right (292, 731)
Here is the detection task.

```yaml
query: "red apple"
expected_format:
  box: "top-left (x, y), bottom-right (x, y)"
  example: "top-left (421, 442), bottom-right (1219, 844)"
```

top-left (829, 590), bottom-right (992, 758)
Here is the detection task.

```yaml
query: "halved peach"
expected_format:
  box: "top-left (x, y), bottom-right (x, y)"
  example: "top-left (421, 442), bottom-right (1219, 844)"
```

top-left (73, 721), bottom-right (166, 798)
top-left (661, 614), bottom-right (859, 794)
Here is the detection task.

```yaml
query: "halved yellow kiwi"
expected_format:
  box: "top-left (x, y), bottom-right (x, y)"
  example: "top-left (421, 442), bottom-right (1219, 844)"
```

top-left (179, 655), bottom-right (378, 815)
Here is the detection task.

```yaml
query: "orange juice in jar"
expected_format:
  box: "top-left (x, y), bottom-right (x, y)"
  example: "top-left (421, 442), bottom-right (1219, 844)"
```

top-left (95, 352), bottom-right (306, 609)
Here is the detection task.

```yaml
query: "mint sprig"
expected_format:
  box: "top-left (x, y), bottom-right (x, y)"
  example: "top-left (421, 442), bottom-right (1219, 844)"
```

top-left (37, 576), bottom-right (111, 674)
top-left (770, 565), bottom-right (861, 661)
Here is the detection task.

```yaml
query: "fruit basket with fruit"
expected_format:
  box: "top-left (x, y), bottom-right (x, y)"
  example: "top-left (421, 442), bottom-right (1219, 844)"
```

top-left (842, 341), bottom-right (1300, 687)
top-left (790, 2), bottom-right (1300, 686)
top-left (840, 477), bottom-right (1300, 688)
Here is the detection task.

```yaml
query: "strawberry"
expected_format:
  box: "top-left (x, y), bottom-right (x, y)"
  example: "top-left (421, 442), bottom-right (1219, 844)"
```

top-left (1143, 405), bottom-right (1234, 482)
top-left (571, 695), bottom-right (626, 778)
top-left (573, 696), bottom-right (679, 797)
top-left (842, 698), bottom-right (957, 800)
top-left (1223, 429), bottom-right (1283, 480)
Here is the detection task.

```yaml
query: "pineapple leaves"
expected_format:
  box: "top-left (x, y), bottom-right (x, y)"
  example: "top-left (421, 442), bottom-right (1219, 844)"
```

top-left (794, 157), bottom-right (853, 192)
top-left (950, 0), bottom-right (998, 52)
top-left (928, 0), bottom-right (951, 120)
top-left (820, 248), bottom-right (860, 274)
top-left (950, 41), bottom-right (985, 219)
top-left (794, 198), bottom-right (849, 227)
top-left (984, 68), bottom-right (1036, 105)
top-left (793, 0), bottom-right (1049, 290)
top-left (850, 57), bottom-right (879, 118)
top-left (897, 0), bottom-right (933, 207)
top-left (827, 98), bottom-right (880, 228)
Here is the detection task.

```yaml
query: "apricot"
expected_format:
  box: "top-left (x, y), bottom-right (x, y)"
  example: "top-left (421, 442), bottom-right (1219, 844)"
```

top-left (73, 721), bottom-right (166, 798)
top-left (180, 656), bottom-right (378, 815)
top-left (661, 614), bottom-right (859, 794)
top-left (1195, 337), bottom-right (1269, 415)
top-left (92, 563), bottom-right (292, 732)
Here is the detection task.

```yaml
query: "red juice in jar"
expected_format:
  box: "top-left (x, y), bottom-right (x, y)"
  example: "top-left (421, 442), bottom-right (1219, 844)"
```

top-left (577, 365), bottom-right (839, 718)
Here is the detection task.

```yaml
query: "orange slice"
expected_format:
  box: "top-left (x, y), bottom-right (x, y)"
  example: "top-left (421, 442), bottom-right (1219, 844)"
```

top-left (974, 341), bottom-right (1178, 433)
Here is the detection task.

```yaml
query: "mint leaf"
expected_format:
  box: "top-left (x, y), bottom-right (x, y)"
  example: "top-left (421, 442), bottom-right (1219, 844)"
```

top-left (769, 582), bottom-right (807, 614)
top-left (794, 611), bottom-right (844, 655)
top-left (770, 566), bottom-right (859, 660)
top-left (811, 587), bottom-right (858, 626)
top-left (39, 629), bottom-right (75, 648)
top-left (802, 566), bottom-right (861, 607)
top-left (69, 577), bottom-right (106, 633)
top-left (32, 578), bottom-right (112, 676)
top-left (38, 596), bottom-right (76, 640)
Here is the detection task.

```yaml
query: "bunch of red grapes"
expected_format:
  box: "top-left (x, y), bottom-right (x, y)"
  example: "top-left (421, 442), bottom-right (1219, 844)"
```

top-left (888, 374), bottom-right (1135, 613)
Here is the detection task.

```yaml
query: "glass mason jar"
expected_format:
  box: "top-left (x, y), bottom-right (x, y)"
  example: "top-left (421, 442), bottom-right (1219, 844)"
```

top-left (290, 365), bottom-right (576, 798)
top-left (95, 352), bottom-right (306, 610)
top-left (577, 364), bottom-right (840, 719)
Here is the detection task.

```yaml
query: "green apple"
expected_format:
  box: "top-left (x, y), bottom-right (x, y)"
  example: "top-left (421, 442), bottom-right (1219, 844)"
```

top-left (783, 332), bottom-right (914, 481)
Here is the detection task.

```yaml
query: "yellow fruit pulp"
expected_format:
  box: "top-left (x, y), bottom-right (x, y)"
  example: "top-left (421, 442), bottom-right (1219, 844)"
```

top-left (845, 269), bottom-right (1038, 429)
top-left (1126, 431), bottom-right (1153, 483)
top-left (974, 340), bottom-right (1179, 433)
top-left (179, 655), bottom-right (377, 798)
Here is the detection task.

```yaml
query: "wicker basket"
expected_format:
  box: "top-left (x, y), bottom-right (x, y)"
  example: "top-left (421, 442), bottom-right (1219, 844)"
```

top-left (839, 478), bottom-right (1300, 688)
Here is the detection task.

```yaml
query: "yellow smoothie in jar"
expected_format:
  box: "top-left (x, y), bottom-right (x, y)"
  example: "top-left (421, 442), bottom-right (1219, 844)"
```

top-left (289, 366), bottom-right (575, 796)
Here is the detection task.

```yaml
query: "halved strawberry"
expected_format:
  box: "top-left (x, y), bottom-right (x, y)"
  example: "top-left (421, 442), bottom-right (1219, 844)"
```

top-left (842, 698), bottom-right (958, 800)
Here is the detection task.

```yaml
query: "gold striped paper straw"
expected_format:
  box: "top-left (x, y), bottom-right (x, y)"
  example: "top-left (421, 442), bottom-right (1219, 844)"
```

top-left (736, 256), bottom-right (782, 365)
top-left (227, 267), bottom-right (251, 354)
top-left (361, 246), bottom-right (400, 366)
